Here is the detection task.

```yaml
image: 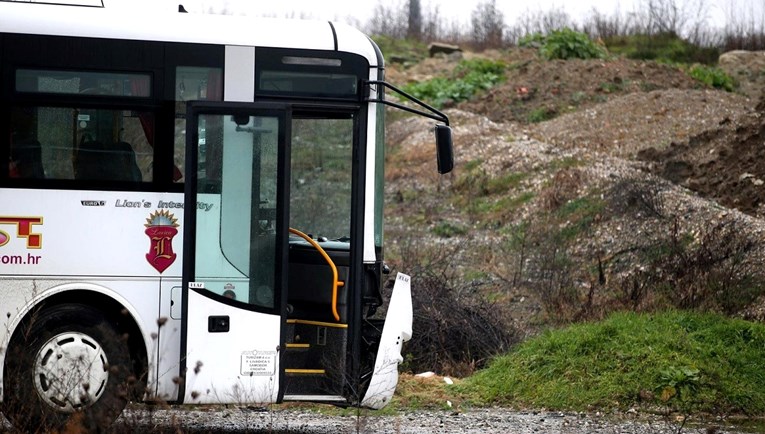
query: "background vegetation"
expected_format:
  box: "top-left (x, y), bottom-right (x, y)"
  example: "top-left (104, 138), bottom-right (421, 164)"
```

top-left (371, 0), bottom-right (765, 420)
top-left (368, 0), bottom-right (765, 54)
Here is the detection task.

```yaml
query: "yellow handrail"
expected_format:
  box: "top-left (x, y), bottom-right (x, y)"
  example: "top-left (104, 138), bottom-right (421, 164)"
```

top-left (289, 228), bottom-right (344, 322)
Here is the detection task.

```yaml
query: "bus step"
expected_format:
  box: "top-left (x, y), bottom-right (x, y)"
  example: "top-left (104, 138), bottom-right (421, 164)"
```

top-left (285, 368), bottom-right (326, 375)
top-left (282, 395), bottom-right (346, 403)
top-left (283, 369), bottom-right (342, 396)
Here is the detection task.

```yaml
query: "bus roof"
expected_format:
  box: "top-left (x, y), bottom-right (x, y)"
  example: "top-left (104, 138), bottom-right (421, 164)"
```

top-left (0, 1), bottom-right (381, 66)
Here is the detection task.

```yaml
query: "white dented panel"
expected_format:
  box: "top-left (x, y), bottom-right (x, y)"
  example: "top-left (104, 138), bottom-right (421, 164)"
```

top-left (361, 273), bottom-right (412, 409)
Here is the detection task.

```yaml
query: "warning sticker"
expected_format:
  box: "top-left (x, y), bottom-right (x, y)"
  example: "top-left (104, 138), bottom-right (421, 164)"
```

top-left (241, 350), bottom-right (277, 376)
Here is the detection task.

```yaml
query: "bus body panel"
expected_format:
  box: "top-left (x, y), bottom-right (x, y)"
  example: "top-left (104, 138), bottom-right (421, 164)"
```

top-left (0, 188), bottom-right (185, 277)
top-left (0, 278), bottom-right (161, 399)
top-left (0, 188), bottom-right (241, 401)
top-left (224, 46), bottom-right (256, 103)
top-left (183, 288), bottom-right (280, 404)
top-left (0, 2), bottom-right (380, 67)
top-left (0, 188), bottom-right (228, 400)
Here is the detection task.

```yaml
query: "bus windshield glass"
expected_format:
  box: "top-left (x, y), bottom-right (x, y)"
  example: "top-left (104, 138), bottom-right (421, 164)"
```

top-left (289, 115), bottom-right (353, 242)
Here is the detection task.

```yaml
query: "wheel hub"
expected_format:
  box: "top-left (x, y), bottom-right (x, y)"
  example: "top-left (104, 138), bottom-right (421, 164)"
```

top-left (33, 332), bottom-right (110, 412)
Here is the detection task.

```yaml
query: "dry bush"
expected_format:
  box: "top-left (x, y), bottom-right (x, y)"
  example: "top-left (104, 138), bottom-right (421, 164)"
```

top-left (390, 235), bottom-right (519, 377)
top-left (540, 167), bottom-right (586, 210)
top-left (506, 175), bottom-right (765, 324)
top-left (470, 0), bottom-right (505, 50)
top-left (629, 218), bottom-right (764, 314)
top-left (605, 177), bottom-right (765, 315)
top-left (607, 176), bottom-right (667, 219)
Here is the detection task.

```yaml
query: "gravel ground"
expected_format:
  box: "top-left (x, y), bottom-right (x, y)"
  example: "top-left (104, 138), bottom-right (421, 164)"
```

top-left (108, 406), bottom-right (759, 434)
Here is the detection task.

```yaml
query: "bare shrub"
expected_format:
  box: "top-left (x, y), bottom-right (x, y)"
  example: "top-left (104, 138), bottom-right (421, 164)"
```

top-left (607, 177), bottom-right (667, 219)
top-left (638, 218), bottom-right (764, 314)
top-left (508, 7), bottom-right (575, 43)
top-left (582, 7), bottom-right (636, 40)
top-left (470, 0), bottom-right (505, 50)
top-left (632, 0), bottom-right (711, 38)
top-left (720, 2), bottom-right (765, 51)
top-left (368, 0), bottom-right (408, 39)
top-left (525, 231), bottom-right (583, 322)
top-left (540, 167), bottom-right (586, 210)
top-left (391, 235), bottom-right (519, 377)
top-left (514, 174), bottom-right (764, 323)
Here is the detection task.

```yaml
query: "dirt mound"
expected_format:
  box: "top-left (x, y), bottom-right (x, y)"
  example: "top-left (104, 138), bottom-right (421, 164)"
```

top-left (638, 106), bottom-right (765, 216)
top-left (529, 89), bottom-right (752, 157)
top-left (384, 48), bottom-right (765, 335)
top-left (458, 57), bottom-right (700, 124)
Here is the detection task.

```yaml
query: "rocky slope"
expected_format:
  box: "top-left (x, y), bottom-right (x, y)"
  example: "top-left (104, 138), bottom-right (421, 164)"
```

top-left (384, 49), bottom-right (765, 332)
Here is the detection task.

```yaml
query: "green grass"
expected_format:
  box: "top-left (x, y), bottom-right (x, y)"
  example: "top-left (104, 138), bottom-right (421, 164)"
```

top-left (527, 106), bottom-right (557, 123)
top-left (554, 195), bottom-right (605, 241)
top-left (370, 35), bottom-right (428, 65)
top-left (431, 221), bottom-right (468, 238)
top-left (461, 311), bottom-right (765, 414)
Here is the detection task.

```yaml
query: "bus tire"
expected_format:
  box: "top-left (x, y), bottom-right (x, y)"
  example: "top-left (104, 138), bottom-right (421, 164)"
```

top-left (3, 303), bottom-right (132, 432)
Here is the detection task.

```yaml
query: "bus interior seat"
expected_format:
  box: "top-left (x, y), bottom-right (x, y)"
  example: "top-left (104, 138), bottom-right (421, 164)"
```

top-left (114, 141), bottom-right (143, 182)
top-left (10, 139), bottom-right (44, 178)
top-left (287, 261), bottom-right (349, 323)
top-left (76, 140), bottom-right (141, 182)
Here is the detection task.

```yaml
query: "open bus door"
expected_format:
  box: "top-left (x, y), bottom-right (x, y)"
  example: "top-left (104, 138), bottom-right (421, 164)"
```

top-left (180, 102), bottom-right (290, 404)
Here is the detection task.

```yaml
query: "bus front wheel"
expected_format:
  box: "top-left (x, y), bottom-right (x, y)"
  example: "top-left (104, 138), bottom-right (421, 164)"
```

top-left (3, 303), bottom-right (133, 432)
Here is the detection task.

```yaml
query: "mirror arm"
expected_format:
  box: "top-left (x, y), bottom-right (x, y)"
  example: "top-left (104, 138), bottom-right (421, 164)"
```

top-left (364, 80), bottom-right (450, 126)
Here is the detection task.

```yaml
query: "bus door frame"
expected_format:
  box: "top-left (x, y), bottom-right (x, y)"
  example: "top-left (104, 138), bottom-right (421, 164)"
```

top-left (179, 101), bottom-right (291, 404)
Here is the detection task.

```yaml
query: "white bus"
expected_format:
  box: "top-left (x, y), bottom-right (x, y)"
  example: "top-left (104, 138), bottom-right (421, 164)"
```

top-left (0, 1), bottom-right (453, 430)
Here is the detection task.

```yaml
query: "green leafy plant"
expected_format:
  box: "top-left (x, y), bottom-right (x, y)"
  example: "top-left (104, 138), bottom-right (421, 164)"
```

top-left (522, 29), bottom-right (608, 60)
top-left (688, 65), bottom-right (737, 91)
top-left (658, 366), bottom-right (700, 407)
top-left (402, 59), bottom-right (507, 108)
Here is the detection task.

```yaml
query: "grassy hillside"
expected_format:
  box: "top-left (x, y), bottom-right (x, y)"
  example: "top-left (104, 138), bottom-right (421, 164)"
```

top-left (464, 311), bottom-right (765, 414)
top-left (390, 312), bottom-right (765, 418)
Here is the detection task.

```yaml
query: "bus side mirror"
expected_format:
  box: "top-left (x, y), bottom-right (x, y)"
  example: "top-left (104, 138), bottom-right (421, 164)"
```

top-left (435, 124), bottom-right (454, 174)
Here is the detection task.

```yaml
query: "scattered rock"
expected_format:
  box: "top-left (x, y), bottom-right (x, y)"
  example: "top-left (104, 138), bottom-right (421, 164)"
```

top-left (428, 42), bottom-right (462, 57)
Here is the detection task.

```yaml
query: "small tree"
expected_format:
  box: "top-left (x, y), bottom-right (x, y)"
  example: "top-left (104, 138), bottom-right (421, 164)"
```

top-left (470, 0), bottom-right (504, 50)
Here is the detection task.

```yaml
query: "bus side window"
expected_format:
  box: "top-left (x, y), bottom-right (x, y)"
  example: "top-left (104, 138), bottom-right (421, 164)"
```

top-left (174, 66), bottom-right (222, 185)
